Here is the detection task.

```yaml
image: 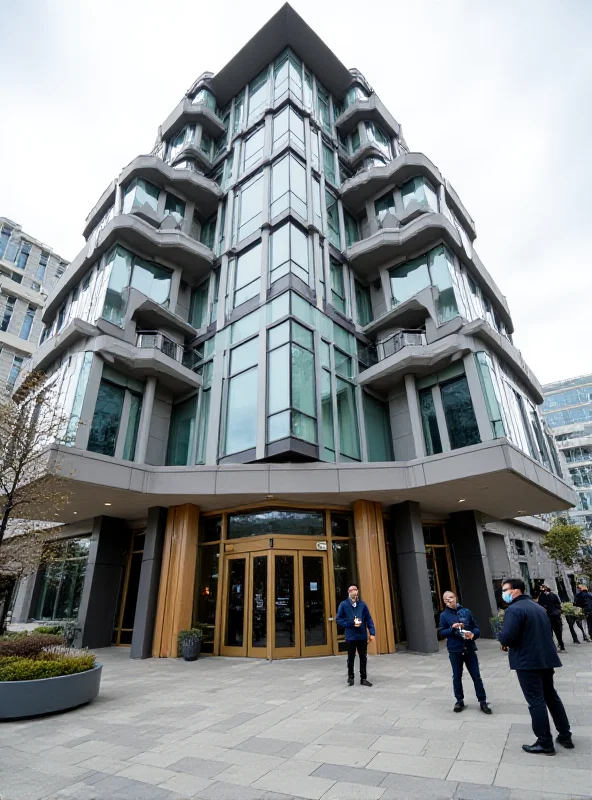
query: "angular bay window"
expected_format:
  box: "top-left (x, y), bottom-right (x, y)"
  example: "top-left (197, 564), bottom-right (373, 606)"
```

top-left (248, 68), bottom-right (269, 123)
top-left (166, 395), bottom-right (197, 466)
top-left (325, 190), bottom-right (340, 247)
top-left (191, 87), bottom-right (216, 109)
top-left (274, 50), bottom-right (303, 104)
top-left (330, 257), bottom-right (346, 313)
top-left (233, 242), bottom-right (261, 308)
top-left (390, 254), bottom-right (430, 306)
top-left (401, 177), bottom-right (438, 212)
top-left (351, 126), bottom-right (361, 152)
top-left (190, 279), bottom-right (209, 328)
top-left (267, 320), bottom-right (316, 445)
top-left (365, 121), bottom-right (391, 158)
top-left (236, 172), bottom-right (264, 242)
top-left (270, 222), bottom-right (309, 285)
top-left (242, 126), bottom-right (265, 172)
top-left (225, 337), bottom-right (259, 456)
top-left (316, 83), bottom-right (331, 133)
top-left (273, 105), bottom-right (305, 152)
top-left (271, 154), bottom-right (307, 219)
top-left (364, 393), bottom-right (394, 461)
top-left (355, 281), bottom-right (373, 326)
top-left (429, 246), bottom-right (460, 324)
top-left (375, 190), bottom-right (396, 222)
top-left (122, 179), bottom-right (160, 215)
top-left (475, 352), bottom-right (506, 437)
top-left (323, 144), bottom-right (336, 185)
top-left (168, 125), bottom-right (195, 161)
top-left (344, 210), bottom-right (359, 247)
top-left (103, 247), bottom-right (172, 325)
top-left (336, 378), bottom-right (360, 460)
top-left (164, 193), bottom-right (185, 224)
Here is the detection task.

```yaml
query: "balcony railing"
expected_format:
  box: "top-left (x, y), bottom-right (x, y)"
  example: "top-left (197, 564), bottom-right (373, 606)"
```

top-left (359, 329), bottom-right (426, 368)
top-left (136, 330), bottom-right (184, 362)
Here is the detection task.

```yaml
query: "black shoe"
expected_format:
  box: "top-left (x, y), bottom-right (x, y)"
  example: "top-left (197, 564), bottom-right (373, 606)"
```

top-left (454, 701), bottom-right (465, 713)
top-left (347, 676), bottom-right (354, 686)
top-left (480, 702), bottom-right (492, 714)
top-left (572, 640), bottom-right (580, 644)
top-left (522, 742), bottom-right (556, 755)
top-left (559, 647), bottom-right (566, 652)
top-left (556, 734), bottom-right (575, 749)
top-left (360, 679), bottom-right (372, 686)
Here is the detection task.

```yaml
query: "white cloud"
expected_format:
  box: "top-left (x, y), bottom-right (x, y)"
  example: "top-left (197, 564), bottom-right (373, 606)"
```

top-left (0, 0), bottom-right (590, 383)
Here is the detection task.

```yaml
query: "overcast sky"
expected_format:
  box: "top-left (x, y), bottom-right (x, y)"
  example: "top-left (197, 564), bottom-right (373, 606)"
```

top-left (1, 0), bottom-right (590, 385)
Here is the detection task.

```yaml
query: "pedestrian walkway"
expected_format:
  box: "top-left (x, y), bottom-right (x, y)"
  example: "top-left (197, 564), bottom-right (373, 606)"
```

top-left (0, 640), bottom-right (591, 800)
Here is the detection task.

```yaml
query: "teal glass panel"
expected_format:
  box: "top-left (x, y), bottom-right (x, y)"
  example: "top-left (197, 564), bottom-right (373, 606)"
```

top-left (419, 387), bottom-right (442, 455)
top-left (389, 255), bottom-right (430, 306)
top-left (268, 320), bottom-right (290, 350)
top-left (323, 144), bottom-right (336, 184)
top-left (355, 281), bottom-right (373, 326)
top-left (334, 349), bottom-right (353, 379)
top-left (268, 344), bottom-right (290, 414)
top-left (364, 393), bottom-right (394, 462)
top-left (429, 246), bottom-right (459, 324)
top-left (336, 378), bottom-right (360, 460)
top-left (291, 345), bottom-right (315, 418)
top-left (266, 291), bottom-right (290, 323)
top-left (225, 367), bottom-right (258, 454)
top-left (103, 247), bottom-right (132, 325)
top-left (230, 336), bottom-right (259, 375)
top-left (375, 190), bottom-right (395, 221)
top-left (292, 292), bottom-right (315, 326)
top-left (321, 369), bottom-right (335, 461)
top-left (268, 410), bottom-right (290, 442)
top-left (196, 389), bottom-right (211, 464)
top-left (231, 308), bottom-right (259, 343)
top-left (292, 410), bottom-right (316, 443)
top-left (475, 352), bottom-right (506, 437)
top-left (237, 174), bottom-right (264, 242)
top-left (190, 280), bottom-right (209, 328)
top-left (248, 68), bottom-right (269, 122)
top-left (164, 193), bottom-right (186, 223)
top-left (64, 352), bottom-right (93, 444)
top-left (291, 320), bottom-right (313, 350)
top-left (88, 380), bottom-right (125, 456)
top-left (330, 258), bottom-right (345, 312)
top-left (234, 243), bottom-right (262, 307)
top-left (166, 395), bottom-right (197, 465)
top-left (344, 211), bottom-right (359, 246)
top-left (325, 191), bottom-right (340, 247)
top-left (440, 375), bottom-right (480, 450)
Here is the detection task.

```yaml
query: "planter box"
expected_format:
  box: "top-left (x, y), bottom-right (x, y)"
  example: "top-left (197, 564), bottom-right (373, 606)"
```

top-left (0, 664), bottom-right (102, 721)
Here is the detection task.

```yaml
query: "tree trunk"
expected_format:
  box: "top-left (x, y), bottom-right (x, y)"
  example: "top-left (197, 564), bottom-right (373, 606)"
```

top-left (0, 583), bottom-right (14, 635)
top-left (0, 503), bottom-right (12, 550)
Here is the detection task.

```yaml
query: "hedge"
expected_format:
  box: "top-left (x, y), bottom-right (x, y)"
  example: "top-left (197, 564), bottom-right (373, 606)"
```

top-left (0, 634), bottom-right (64, 658)
top-left (0, 653), bottom-right (96, 682)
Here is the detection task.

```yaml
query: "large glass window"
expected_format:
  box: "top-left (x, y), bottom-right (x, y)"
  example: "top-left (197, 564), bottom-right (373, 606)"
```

top-left (36, 538), bottom-right (90, 621)
top-left (325, 190), bottom-right (340, 247)
top-left (233, 90), bottom-right (245, 134)
top-left (199, 214), bottom-right (216, 250)
top-left (228, 509), bottom-right (324, 539)
top-left (344, 210), bottom-right (359, 247)
top-left (355, 281), bottom-right (373, 326)
top-left (475, 352), bottom-right (505, 437)
top-left (401, 176), bottom-right (438, 212)
top-left (122, 179), bottom-right (160, 215)
top-left (330, 258), bottom-right (346, 313)
top-left (103, 247), bottom-right (171, 324)
top-left (316, 83), bottom-right (331, 133)
top-left (0, 225), bottom-right (13, 259)
top-left (19, 304), bottom-right (36, 340)
top-left (273, 105), bottom-right (305, 152)
top-left (6, 356), bottom-right (24, 390)
top-left (365, 121), bottom-right (390, 157)
top-left (168, 125), bottom-right (195, 161)
top-left (164, 193), bottom-right (186, 224)
top-left (430, 246), bottom-right (460, 324)
top-left (166, 395), bottom-right (197, 466)
top-left (225, 344), bottom-right (258, 455)
top-left (390, 255), bottom-right (430, 306)
top-left (196, 362), bottom-right (213, 464)
top-left (270, 222), bottom-right (309, 286)
top-left (274, 50), bottom-right (303, 104)
top-left (271, 154), bottom-right (307, 219)
top-left (191, 87), bottom-right (216, 109)
top-left (323, 144), bottom-right (336, 185)
top-left (190, 280), bottom-right (209, 328)
top-left (15, 240), bottom-right (32, 269)
top-left (419, 387), bottom-right (442, 455)
top-left (375, 190), bottom-right (396, 222)
top-left (248, 68), bottom-right (269, 123)
top-left (321, 369), bottom-right (335, 462)
top-left (267, 320), bottom-right (316, 444)
top-left (440, 375), bottom-right (481, 450)
top-left (236, 173), bottom-right (264, 242)
top-left (336, 378), bottom-right (360, 460)
top-left (88, 380), bottom-right (125, 456)
top-left (242, 126), bottom-right (265, 172)
top-left (1, 295), bottom-right (16, 331)
top-left (233, 242), bottom-right (262, 308)
top-left (310, 128), bottom-right (320, 171)
top-left (364, 393), bottom-right (393, 461)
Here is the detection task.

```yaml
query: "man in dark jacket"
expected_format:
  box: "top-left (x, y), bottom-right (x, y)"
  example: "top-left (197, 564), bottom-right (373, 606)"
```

top-left (439, 591), bottom-right (491, 714)
top-left (537, 585), bottom-right (565, 651)
top-left (574, 584), bottom-right (592, 640)
top-left (499, 577), bottom-right (573, 755)
top-left (336, 585), bottom-right (375, 687)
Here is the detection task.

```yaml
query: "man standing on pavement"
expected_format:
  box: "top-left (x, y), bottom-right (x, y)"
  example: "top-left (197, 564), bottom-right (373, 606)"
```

top-left (336, 585), bottom-right (375, 687)
top-left (538, 585), bottom-right (566, 651)
top-left (574, 584), bottom-right (592, 641)
top-left (499, 578), bottom-right (573, 755)
top-left (439, 591), bottom-right (492, 714)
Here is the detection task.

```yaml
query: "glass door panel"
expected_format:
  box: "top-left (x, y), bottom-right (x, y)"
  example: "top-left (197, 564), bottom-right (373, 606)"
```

top-left (223, 556), bottom-right (247, 655)
top-left (299, 553), bottom-right (332, 656)
top-left (273, 553), bottom-right (298, 657)
top-left (249, 555), bottom-right (268, 656)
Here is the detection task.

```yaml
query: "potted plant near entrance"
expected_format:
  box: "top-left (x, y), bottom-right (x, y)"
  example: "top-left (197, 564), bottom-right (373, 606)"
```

top-left (178, 626), bottom-right (205, 661)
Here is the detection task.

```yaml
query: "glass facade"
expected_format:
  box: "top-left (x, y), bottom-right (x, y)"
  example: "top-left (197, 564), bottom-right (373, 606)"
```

top-left (36, 539), bottom-right (90, 621)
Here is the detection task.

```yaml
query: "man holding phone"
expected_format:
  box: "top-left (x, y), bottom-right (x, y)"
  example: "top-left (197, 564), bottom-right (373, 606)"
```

top-left (336, 585), bottom-right (375, 686)
top-left (440, 590), bottom-right (492, 714)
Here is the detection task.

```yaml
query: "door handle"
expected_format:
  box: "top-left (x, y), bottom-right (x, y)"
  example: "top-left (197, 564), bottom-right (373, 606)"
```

top-left (328, 617), bottom-right (334, 621)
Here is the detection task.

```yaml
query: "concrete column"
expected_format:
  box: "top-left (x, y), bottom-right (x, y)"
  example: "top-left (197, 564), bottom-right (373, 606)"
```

top-left (353, 500), bottom-right (395, 655)
top-left (10, 572), bottom-right (38, 623)
top-left (404, 374), bottom-right (425, 458)
top-left (447, 510), bottom-right (497, 636)
top-left (135, 377), bottom-right (157, 463)
top-left (463, 352), bottom-right (493, 443)
top-left (391, 501), bottom-right (439, 653)
top-left (78, 516), bottom-right (127, 649)
top-left (130, 507), bottom-right (167, 659)
top-left (74, 354), bottom-right (104, 450)
top-left (152, 504), bottom-right (200, 658)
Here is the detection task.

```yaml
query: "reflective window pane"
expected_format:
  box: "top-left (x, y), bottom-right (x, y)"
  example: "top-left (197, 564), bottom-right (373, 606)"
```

top-left (440, 375), bottom-right (481, 450)
top-left (225, 559), bottom-right (246, 646)
top-left (252, 556), bottom-right (268, 648)
top-left (275, 555), bottom-right (295, 648)
top-left (419, 387), bottom-right (442, 455)
top-left (364, 393), bottom-right (394, 461)
top-left (336, 378), bottom-right (360, 460)
top-left (228, 509), bottom-right (324, 538)
top-left (302, 556), bottom-right (326, 646)
top-left (389, 255), bottom-right (430, 306)
top-left (225, 367), bottom-right (258, 454)
top-left (88, 380), bottom-right (125, 456)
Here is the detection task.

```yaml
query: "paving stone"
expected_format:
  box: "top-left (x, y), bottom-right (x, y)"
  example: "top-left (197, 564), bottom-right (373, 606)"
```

top-left (454, 784), bottom-right (511, 800)
top-left (116, 764), bottom-right (179, 785)
top-left (457, 741), bottom-right (504, 764)
top-left (369, 734), bottom-right (428, 754)
top-left (311, 763), bottom-right (389, 786)
top-left (446, 761), bottom-right (497, 785)
top-left (252, 769), bottom-right (336, 799)
top-left (367, 752), bottom-right (453, 779)
top-left (380, 773), bottom-right (457, 799)
top-left (167, 757), bottom-right (230, 779)
top-left (306, 743), bottom-right (375, 767)
top-left (196, 783), bottom-right (265, 799)
top-left (321, 781), bottom-right (385, 799)
top-left (236, 737), bottom-right (292, 755)
top-left (158, 772), bottom-right (213, 796)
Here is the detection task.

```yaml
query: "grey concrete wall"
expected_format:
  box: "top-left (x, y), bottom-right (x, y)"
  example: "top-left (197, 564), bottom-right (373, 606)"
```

top-left (131, 507), bottom-right (167, 659)
top-left (388, 381), bottom-right (416, 460)
top-left (392, 500), bottom-right (439, 653)
top-left (176, 280), bottom-right (191, 322)
top-left (146, 388), bottom-right (173, 465)
top-left (447, 511), bottom-right (497, 636)
top-left (77, 516), bottom-right (128, 649)
top-left (483, 532), bottom-right (511, 578)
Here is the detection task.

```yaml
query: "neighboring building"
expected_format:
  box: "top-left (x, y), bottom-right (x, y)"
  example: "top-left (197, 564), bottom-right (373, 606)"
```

top-left (542, 373), bottom-right (592, 534)
top-left (0, 217), bottom-right (68, 391)
top-left (11, 4), bottom-right (574, 659)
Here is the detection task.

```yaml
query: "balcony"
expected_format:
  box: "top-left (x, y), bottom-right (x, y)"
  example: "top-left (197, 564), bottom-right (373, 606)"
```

top-left (136, 330), bottom-right (184, 363)
top-left (160, 97), bottom-right (226, 142)
top-left (335, 94), bottom-right (401, 138)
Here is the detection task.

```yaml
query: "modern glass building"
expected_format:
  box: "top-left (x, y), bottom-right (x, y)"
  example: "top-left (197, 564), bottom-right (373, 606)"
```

top-left (542, 373), bottom-right (592, 534)
top-left (12, 5), bottom-right (574, 657)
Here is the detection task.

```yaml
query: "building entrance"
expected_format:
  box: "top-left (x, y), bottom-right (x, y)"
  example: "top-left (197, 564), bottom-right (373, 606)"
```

top-left (220, 546), bottom-right (333, 659)
top-left (423, 524), bottom-right (457, 626)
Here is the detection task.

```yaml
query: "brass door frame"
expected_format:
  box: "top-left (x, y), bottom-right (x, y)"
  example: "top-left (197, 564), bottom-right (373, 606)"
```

top-left (113, 529), bottom-right (145, 646)
top-left (297, 551), bottom-right (332, 658)
top-left (425, 544), bottom-right (457, 616)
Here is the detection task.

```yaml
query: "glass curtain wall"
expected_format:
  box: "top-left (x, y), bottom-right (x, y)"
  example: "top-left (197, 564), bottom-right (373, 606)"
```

top-left (36, 539), bottom-right (91, 621)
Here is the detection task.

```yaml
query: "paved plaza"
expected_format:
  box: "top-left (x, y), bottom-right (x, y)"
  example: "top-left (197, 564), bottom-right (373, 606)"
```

top-left (0, 640), bottom-right (591, 800)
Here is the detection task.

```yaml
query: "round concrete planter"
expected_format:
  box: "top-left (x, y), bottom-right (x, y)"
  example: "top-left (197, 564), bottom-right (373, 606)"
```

top-left (0, 664), bottom-right (102, 721)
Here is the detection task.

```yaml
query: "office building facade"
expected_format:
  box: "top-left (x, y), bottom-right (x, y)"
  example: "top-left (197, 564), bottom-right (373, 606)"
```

top-left (11, 5), bottom-right (574, 657)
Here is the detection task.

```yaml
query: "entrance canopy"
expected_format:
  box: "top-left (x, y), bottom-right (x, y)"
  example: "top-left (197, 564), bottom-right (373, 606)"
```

top-left (41, 438), bottom-right (575, 523)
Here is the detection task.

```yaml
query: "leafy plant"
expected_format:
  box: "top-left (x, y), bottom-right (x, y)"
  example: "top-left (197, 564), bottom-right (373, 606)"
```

top-left (33, 625), bottom-right (63, 635)
top-left (541, 520), bottom-right (587, 568)
top-left (561, 602), bottom-right (583, 617)
top-left (178, 626), bottom-right (206, 642)
top-left (0, 652), bottom-right (95, 682)
top-left (0, 633), bottom-right (63, 657)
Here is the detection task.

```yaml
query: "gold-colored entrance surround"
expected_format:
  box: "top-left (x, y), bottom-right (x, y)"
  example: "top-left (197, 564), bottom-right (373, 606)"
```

top-left (152, 500), bottom-right (395, 658)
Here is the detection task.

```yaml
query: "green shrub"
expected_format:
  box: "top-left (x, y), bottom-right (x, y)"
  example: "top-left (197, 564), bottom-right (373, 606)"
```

top-left (33, 625), bottom-right (64, 635)
top-left (0, 633), bottom-right (64, 657)
top-left (0, 653), bottom-right (96, 682)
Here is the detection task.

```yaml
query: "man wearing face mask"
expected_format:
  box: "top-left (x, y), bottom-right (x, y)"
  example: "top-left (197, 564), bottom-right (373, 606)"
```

top-left (499, 577), bottom-right (573, 755)
top-left (336, 585), bottom-right (375, 686)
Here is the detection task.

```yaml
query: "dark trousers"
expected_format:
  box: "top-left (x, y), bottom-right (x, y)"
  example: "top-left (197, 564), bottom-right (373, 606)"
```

top-left (566, 616), bottom-right (589, 643)
top-left (516, 669), bottom-right (571, 748)
top-left (549, 616), bottom-right (564, 649)
top-left (449, 649), bottom-right (486, 703)
top-left (347, 639), bottom-right (368, 679)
